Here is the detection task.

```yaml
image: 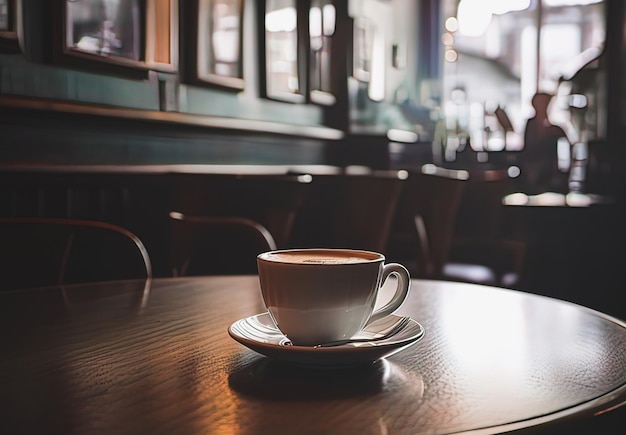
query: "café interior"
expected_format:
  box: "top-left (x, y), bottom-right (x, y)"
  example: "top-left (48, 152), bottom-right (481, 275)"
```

top-left (1, 0), bottom-right (626, 433)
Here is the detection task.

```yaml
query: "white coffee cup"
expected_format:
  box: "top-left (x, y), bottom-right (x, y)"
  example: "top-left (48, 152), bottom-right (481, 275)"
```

top-left (257, 248), bottom-right (410, 346)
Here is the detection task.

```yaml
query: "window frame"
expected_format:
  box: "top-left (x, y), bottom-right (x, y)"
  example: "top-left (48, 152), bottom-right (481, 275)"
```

top-left (183, 0), bottom-right (245, 90)
top-left (259, 0), bottom-right (338, 106)
top-left (0, 0), bottom-right (19, 53)
top-left (308, 0), bottom-right (336, 106)
top-left (51, 0), bottom-right (178, 79)
top-left (352, 16), bottom-right (374, 84)
top-left (145, 0), bottom-right (179, 73)
top-left (259, 0), bottom-right (305, 104)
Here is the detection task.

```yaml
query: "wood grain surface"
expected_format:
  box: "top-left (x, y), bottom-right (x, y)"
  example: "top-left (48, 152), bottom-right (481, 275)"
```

top-left (1, 277), bottom-right (625, 434)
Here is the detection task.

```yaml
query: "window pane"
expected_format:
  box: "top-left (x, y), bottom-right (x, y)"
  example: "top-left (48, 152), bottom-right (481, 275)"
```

top-left (539, 2), bottom-right (605, 89)
top-left (309, 0), bottom-right (335, 102)
top-left (198, 0), bottom-right (242, 79)
top-left (66, 0), bottom-right (141, 61)
top-left (353, 17), bottom-right (373, 82)
top-left (0, 0), bottom-right (9, 31)
top-left (443, 0), bottom-right (606, 152)
top-left (265, 0), bottom-right (300, 99)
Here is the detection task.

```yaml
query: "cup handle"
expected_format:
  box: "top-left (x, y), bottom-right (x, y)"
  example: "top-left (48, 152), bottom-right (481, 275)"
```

top-left (367, 263), bottom-right (411, 325)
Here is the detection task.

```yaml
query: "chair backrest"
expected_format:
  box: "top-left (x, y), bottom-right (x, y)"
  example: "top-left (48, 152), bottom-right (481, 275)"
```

top-left (0, 217), bottom-right (152, 291)
top-left (445, 169), bottom-right (526, 286)
top-left (392, 169), bottom-right (467, 278)
top-left (169, 211), bottom-right (277, 276)
top-left (453, 169), bottom-right (515, 242)
top-left (289, 171), bottom-right (406, 253)
top-left (169, 173), bottom-right (312, 249)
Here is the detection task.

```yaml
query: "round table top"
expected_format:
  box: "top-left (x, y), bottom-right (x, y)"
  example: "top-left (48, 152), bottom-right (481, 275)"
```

top-left (1, 276), bottom-right (625, 434)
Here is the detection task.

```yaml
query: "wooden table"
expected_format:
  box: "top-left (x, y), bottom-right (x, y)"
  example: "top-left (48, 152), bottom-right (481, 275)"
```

top-left (501, 191), bottom-right (624, 321)
top-left (1, 277), bottom-right (625, 434)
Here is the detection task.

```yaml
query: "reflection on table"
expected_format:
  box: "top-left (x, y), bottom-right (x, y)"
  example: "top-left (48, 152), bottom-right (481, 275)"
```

top-left (1, 276), bottom-right (625, 434)
top-left (503, 191), bottom-right (613, 207)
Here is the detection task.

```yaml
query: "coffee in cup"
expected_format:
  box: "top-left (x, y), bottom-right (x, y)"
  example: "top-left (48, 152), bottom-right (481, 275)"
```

top-left (257, 248), bottom-right (410, 346)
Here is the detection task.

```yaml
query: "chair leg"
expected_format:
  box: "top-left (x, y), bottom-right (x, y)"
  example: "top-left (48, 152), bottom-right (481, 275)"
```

top-left (414, 214), bottom-right (434, 277)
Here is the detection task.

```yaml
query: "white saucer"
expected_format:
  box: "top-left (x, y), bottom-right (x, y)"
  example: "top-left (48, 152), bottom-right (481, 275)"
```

top-left (228, 312), bottom-right (425, 367)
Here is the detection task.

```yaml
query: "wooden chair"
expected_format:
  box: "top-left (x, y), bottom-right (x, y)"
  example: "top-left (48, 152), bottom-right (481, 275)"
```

top-left (387, 166), bottom-right (468, 278)
top-left (443, 169), bottom-right (526, 287)
top-left (0, 169), bottom-right (168, 276)
top-left (169, 173), bottom-right (313, 249)
top-left (169, 211), bottom-right (277, 276)
top-left (0, 217), bottom-right (152, 291)
top-left (288, 170), bottom-right (406, 254)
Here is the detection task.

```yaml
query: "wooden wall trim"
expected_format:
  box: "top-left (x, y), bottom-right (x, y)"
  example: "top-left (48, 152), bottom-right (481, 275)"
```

top-left (0, 95), bottom-right (344, 141)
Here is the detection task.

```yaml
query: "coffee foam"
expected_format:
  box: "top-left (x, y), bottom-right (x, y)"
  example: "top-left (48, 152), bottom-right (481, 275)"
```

top-left (261, 250), bottom-right (377, 265)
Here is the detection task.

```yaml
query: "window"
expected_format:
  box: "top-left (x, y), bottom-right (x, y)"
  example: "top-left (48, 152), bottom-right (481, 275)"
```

top-left (53, 0), bottom-right (177, 78)
top-left (352, 15), bottom-right (384, 102)
top-left (263, 0), bottom-right (303, 102)
top-left (0, 0), bottom-right (18, 52)
top-left (309, 0), bottom-right (336, 105)
top-left (353, 17), bottom-right (373, 83)
top-left (189, 0), bottom-right (244, 89)
top-left (0, 0), bottom-right (11, 31)
top-left (66, 0), bottom-right (142, 61)
top-left (442, 0), bottom-right (607, 151)
top-left (260, 0), bottom-right (338, 105)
